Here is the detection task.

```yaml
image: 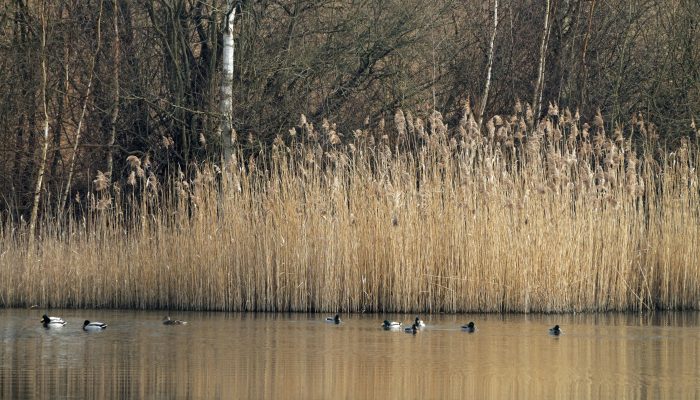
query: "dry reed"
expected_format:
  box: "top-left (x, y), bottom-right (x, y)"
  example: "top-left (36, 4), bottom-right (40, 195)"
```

top-left (1, 105), bottom-right (699, 313)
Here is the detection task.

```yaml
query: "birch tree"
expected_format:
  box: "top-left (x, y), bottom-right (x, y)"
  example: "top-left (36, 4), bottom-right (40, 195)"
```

top-left (478, 0), bottom-right (498, 127)
top-left (220, 0), bottom-right (237, 167)
top-left (28, 0), bottom-right (50, 245)
top-left (532, 0), bottom-right (551, 120)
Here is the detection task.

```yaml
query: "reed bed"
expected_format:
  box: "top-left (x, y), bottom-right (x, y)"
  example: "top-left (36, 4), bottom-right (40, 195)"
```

top-left (1, 104), bottom-right (699, 312)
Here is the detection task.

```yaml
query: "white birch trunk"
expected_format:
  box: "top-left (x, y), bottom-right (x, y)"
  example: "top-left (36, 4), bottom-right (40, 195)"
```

top-left (29, 0), bottom-right (50, 246)
top-left (220, 0), bottom-right (237, 168)
top-left (478, 0), bottom-right (498, 127)
top-left (532, 0), bottom-right (551, 120)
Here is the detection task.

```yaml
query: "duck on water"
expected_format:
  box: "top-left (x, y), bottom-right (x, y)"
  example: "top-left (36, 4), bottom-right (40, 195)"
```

top-left (404, 323), bottom-right (420, 334)
top-left (163, 316), bottom-right (188, 325)
top-left (382, 320), bottom-right (402, 330)
top-left (83, 320), bottom-right (108, 331)
top-left (41, 314), bottom-right (66, 327)
top-left (461, 321), bottom-right (476, 333)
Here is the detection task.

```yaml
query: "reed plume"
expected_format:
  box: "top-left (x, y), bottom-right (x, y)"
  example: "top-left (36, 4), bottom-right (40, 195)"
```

top-left (1, 105), bottom-right (699, 313)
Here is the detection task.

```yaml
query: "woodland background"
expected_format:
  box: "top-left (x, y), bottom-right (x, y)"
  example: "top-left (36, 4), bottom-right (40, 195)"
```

top-left (0, 0), bottom-right (698, 217)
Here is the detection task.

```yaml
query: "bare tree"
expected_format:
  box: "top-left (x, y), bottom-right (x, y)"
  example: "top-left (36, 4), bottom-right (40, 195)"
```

top-left (532, 0), bottom-right (551, 119)
top-left (61, 1), bottom-right (104, 211)
top-left (50, 3), bottom-right (69, 184)
top-left (28, 0), bottom-right (50, 245)
top-left (106, 0), bottom-right (120, 180)
top-left (579, 0), bottom-right (596, 109)
top-left (478, 0), bottom-right (499, 127)
top-left (220, 0), bottom-right (237, 167)
top-left (1, 0), bottom-right (698, 219)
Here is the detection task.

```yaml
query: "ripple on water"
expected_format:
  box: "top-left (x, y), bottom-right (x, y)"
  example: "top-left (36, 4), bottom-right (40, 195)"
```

top-left (0, 310), bottom-right (698, 399)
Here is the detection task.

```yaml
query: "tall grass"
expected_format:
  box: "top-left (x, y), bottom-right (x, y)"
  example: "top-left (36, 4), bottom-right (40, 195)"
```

top-left (1, 104), bottom-right (699, 312)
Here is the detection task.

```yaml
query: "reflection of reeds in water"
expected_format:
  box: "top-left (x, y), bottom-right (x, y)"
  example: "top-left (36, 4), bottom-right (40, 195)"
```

top-left (2, 313), bottom-right (699, 399)
top-left (1, 106), bottom-right (700, 312)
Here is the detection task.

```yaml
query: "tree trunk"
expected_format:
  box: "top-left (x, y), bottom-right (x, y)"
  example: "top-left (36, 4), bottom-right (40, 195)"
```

top-left (532, 0), bottom-right (551, 120)
top-left (579, 0), bottom-right (595, 109)
top-left (12, 0), bottom-right (32, 201)
top-left (51, 24), bottom-right (69, 183)
top-left (106, 0), bottom-right (120, 180)
top-left (220, 0), bottom-right (237, 167)
top-left (478, 0), bottom-right (499, 127)
top-left (61, 1), bottom-right (103, 211)
top-left (28, 0), bottom-right (50, 246)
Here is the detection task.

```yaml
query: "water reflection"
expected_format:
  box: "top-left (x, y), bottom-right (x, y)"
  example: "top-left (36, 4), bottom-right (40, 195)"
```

top-left (0, 310), bottom-right (698, 399)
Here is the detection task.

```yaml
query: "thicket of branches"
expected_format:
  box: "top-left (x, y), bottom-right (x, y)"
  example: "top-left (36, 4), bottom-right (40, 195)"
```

top-left (0, 0), bottom-right (697, 218)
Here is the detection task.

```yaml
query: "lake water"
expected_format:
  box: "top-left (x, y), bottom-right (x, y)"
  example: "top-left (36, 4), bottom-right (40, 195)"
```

top-left (0, 309), bottom-right (698, 399)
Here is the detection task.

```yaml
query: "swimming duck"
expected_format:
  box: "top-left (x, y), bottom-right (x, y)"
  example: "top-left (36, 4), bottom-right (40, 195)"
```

top-left (382, 320), bottom-right (402, 330)
top-left (41, 314), bottom-right (66, 327)
top-left (461, 321), bottom-right (477, 332)
top-left (83, 320), bottom-right (108, 331)
top-left (404, 323), bottom-right (419, 334)
top-left (549, 325), bottom-right (562, 335)
top-left (162, 316), bottom-right (187, 325)
top-left (325, 314), bottom-right (341, 324)
top-left (414, 317), bottom-right (426, 328)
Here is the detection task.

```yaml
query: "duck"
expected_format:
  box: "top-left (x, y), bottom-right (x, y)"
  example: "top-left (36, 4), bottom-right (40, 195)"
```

top-left (41, 314), bottom-right (66, 327)
top-left (414, 317), bottom-right (426, 328)
top-left (549, 325), bottom-right (562, 336)
top-left (162, 316), bottom-right (187, 325)
top-left (404, 323), bottom-right (419, 334)
top-left (83, 320), bottom-right (108, 331)
top-left (325, 314), bottom-right (341, 324)
top-left (382, 320), bottom-right (402, 330)
top-left (461, 321), bottom-right (476, 333)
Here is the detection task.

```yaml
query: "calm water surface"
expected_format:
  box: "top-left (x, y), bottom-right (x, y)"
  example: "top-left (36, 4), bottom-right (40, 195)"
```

top-left (0, 310), bottom-right (698, 399)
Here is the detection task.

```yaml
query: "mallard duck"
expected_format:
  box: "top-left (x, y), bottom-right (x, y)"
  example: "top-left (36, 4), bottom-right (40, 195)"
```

top-left (83, 320), bottom-right (108, 331)
top-left (325, 314), bottom-right (341, 324)
top-left (382, 320), bottom-right (402, 330)
top-left (404, 323), bottom-right (419, 334)
top-left (41, 314), bottom-right (66, 327)
top-left (549, 325), bottom-right (562, 335)
top-left (461, 321), bottom-right (476, 333)
top-left (414, 317), bottom-right (426, 328)
top-left (162, 316), bottom-right (187, 325)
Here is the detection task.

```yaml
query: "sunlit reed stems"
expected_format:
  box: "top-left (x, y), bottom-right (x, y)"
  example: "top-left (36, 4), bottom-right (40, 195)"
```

top-left (1, 107), bottom-right (699, 313)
